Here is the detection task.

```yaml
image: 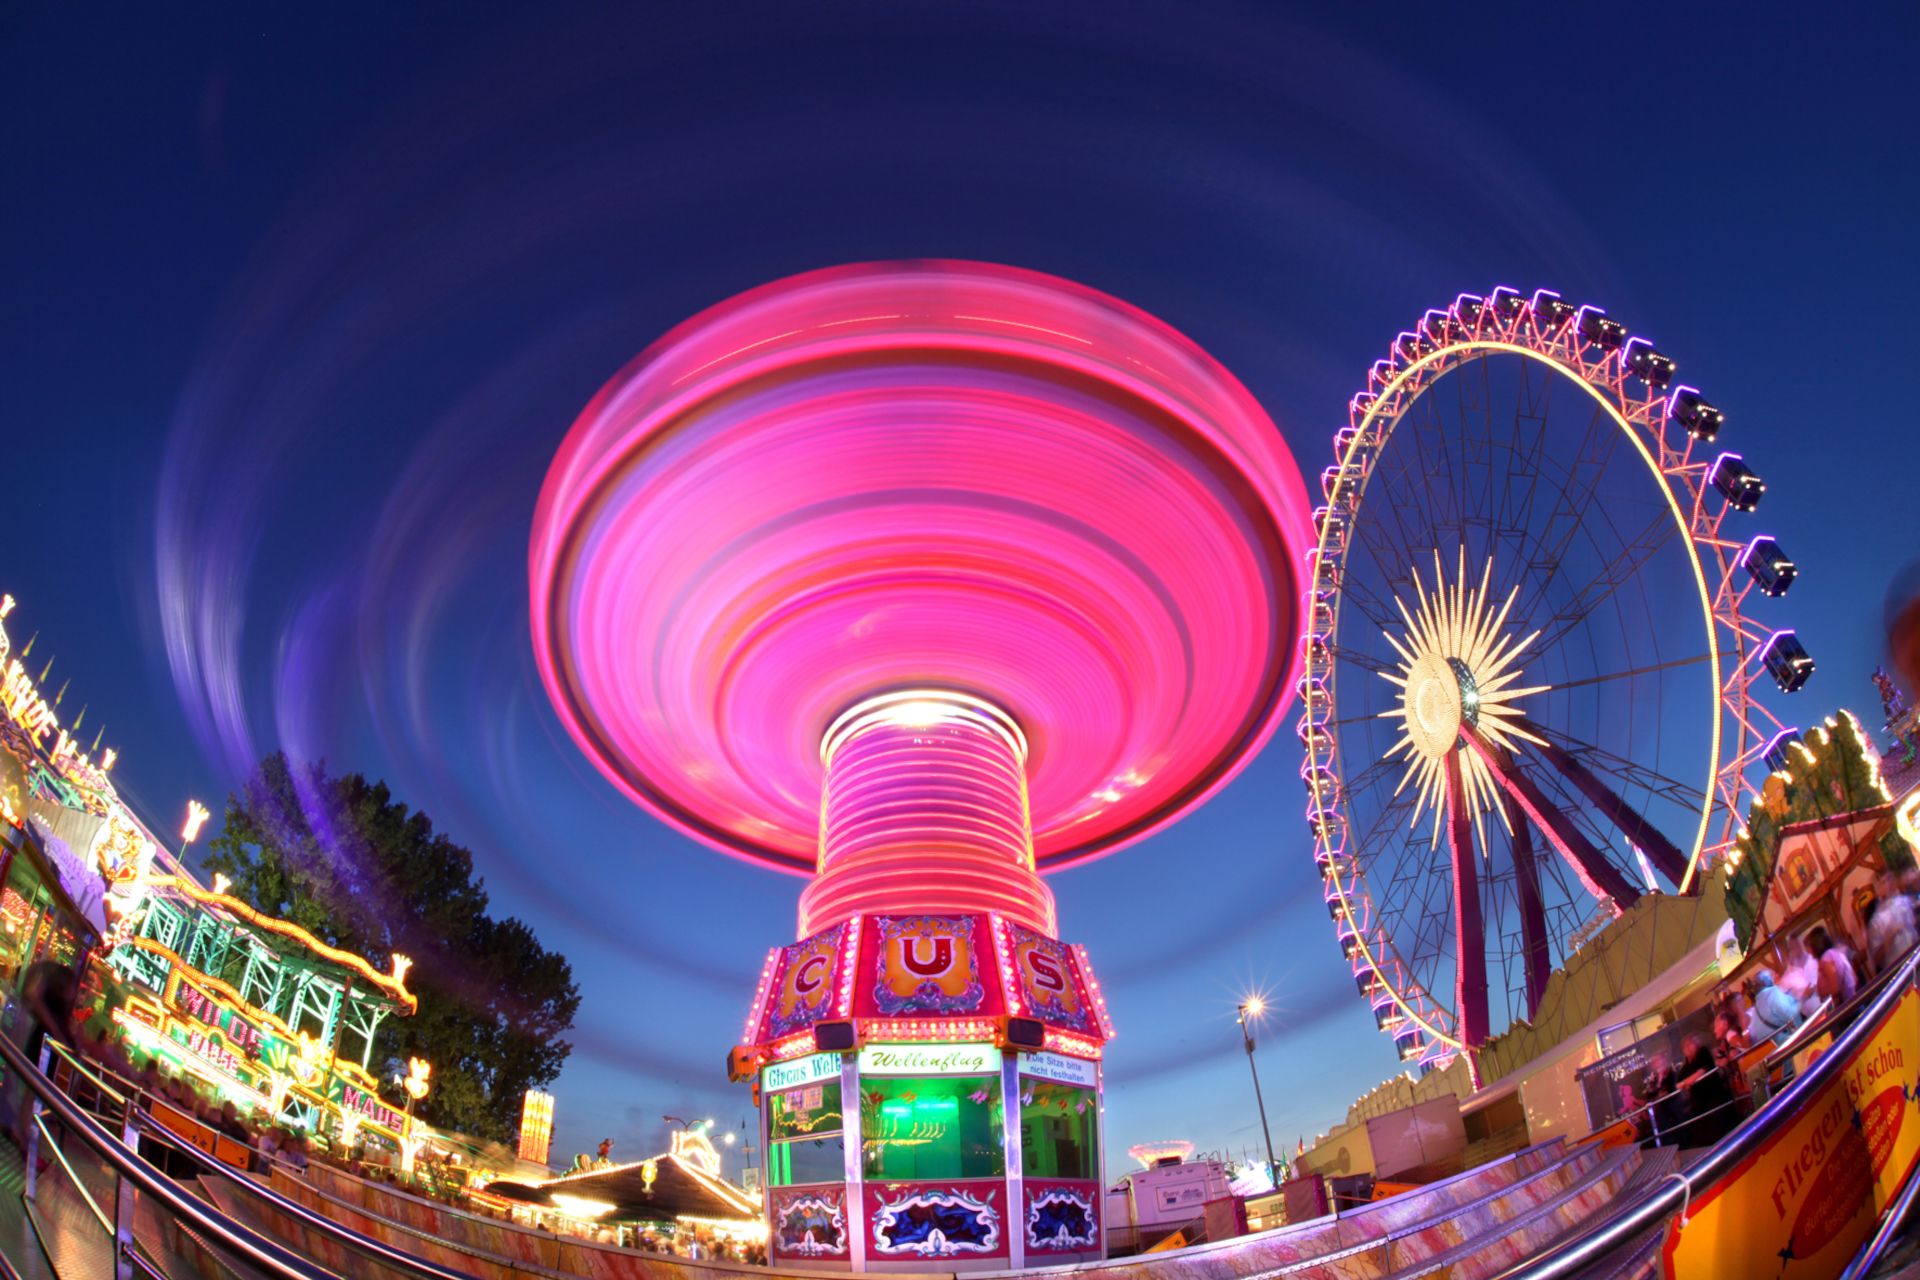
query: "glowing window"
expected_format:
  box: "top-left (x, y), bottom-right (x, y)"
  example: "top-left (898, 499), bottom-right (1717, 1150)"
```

top-left (1019, 1080), bottom-right (1097, 1180)
top-left (768, 1081), bottom-right (845, 1187)
top-left (861, 1074), bottom-right (1004, 1181)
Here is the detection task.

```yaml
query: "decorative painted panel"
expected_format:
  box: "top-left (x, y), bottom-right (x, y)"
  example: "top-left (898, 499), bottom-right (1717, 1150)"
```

top-left (867, 915), bottom-right (987, 1017)
top-left (763, 923), bottom-right (846, 1041)
top-left (1006, 922), bottom-right (1095, 1034)
top-left (864, 1181), bottom-right (1007, 1260)
top-left (1024, 1178), bottom-right (1101, 1253)
top-left (770, 1184), bottom-right (850, 1260)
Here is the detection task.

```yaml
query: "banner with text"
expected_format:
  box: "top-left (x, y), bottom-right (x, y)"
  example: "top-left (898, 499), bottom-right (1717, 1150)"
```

top-left (1662, 983), bottom-right (1920, 1280)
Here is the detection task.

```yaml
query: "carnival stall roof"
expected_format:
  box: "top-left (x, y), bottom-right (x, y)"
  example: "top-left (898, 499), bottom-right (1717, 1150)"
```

top-left (484, 1131), bottom-right (758, 1227)
top-left (1730, 804), bottom-right (1906, 979)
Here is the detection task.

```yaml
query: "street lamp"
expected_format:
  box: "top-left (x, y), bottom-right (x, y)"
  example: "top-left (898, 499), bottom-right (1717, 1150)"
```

top-left (1237, 997), bottom-right (1280, 1189)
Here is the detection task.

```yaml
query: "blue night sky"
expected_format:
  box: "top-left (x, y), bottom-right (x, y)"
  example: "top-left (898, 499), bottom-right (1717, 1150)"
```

top-left (3, 4), bottom-right (1915, 1175)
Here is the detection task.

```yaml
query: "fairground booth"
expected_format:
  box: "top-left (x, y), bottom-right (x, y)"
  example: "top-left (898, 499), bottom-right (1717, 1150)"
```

top-left (0, 596), bottom-right (116, 1048)
top-left (1721, 709), bottom-right (1919, 994)
top-left (481, 1127), bottom-right (762, 1249)
top-left (101, 872), bottom-right (423, 1163)
top-left (736, 906), bottom-right (1112, 1270)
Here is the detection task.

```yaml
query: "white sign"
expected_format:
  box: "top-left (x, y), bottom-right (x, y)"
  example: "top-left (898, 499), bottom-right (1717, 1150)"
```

top-left (763, 1051), bottom-right (841, 1092)
top-left (1019, 1051), bottom-right (1097, 1088)
top-left (858, 1043), bottom-right (999, 1077)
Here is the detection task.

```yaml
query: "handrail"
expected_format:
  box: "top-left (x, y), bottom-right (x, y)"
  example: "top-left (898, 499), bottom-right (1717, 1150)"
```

top-left (1491, 945), bottom-right (1920, 1279)
top-left (128, 1118), bottom-right (481, 1280)
top-left (15, 1033), bottom-right (476, 1280)
top-left (46, 1039), bottom-right (130, 1109)
top-left (0, 1029), bottom-right (342, 1280)
top-left (33, 1110), bottom-right (114, 1234)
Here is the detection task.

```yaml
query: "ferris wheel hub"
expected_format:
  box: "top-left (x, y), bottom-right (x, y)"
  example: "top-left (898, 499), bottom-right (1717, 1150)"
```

top-left (1406, 652), bottom-right (1465, 759)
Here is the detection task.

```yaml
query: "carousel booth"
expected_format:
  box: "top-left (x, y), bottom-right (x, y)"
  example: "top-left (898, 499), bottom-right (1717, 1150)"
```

top-left (739, 910), bottom-right (1111, 1271)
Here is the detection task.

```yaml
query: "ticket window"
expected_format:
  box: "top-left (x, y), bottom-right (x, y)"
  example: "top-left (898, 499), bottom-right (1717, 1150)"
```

top-left (860, 1074), bottom-right (1005, 1181)
top-left (1018, 1079), bottom-right (1098, 1179)
top-left (767, 1079), bottom-right (847, 1187)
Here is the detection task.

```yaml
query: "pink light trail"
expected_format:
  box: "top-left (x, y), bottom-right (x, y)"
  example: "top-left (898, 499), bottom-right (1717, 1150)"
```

top-left (529, 260), bottom-right (1312, 885)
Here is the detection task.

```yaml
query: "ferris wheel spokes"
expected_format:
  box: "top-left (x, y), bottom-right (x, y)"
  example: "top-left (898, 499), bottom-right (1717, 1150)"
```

top-left (1519, 722), bottom-right (1691, 885)
top-left (1456, 722), bottom-right (1643, 911)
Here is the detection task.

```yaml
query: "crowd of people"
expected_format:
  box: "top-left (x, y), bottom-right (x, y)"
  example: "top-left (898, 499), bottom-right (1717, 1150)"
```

top-left (1607, 868), bottom-right (1920, 1152)
top-left (1737, 869), bottom-right (1919, 1050)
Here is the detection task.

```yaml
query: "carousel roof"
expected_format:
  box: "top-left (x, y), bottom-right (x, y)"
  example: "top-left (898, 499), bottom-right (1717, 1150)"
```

top-left (484, 1132), bottom-right (757, 1226)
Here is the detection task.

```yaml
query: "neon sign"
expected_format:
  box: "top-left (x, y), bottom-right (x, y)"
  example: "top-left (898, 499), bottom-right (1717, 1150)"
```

top-left (858, 1043), bottom-right (998, 1076)
top-left (172, 1026), bottom-right (245, 1078)
top-left (764, 1051), bottom-right (840, 1092)
top-left (175, 983), bottom-right (266, 1057)
top-left (332, 1080), bottom-right (405, 1133)
top-left (519, 1090), bottom-right (555, 1164)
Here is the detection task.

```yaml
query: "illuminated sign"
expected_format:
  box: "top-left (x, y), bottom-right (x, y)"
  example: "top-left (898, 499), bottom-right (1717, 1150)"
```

top-left (519, 1089), bottom-right (555, 1165)
top-left (330, 1079), bottom-right (406, 1133)
top-left (1008, 922), bottom-right (1093, 1034)
top-left (764, 1051), bottom-right (841, 1092)
top-left (0, 658), bottom-right (59, 747)
top-left (172, 1025), bottom-right (245, 1078)
top-left (872, 915), bottom-right (985, 1016)
top-left (0, 611), bottom-right (114, 781)
top-left (1019, 1051), bottom-right (1097, 1088)
top-left (175, 983), bottom-right (266, 1057)
top-left (767, 924), bottom-right (843, 1039)
top-left (858, 1043), bottom-right (998, 1076)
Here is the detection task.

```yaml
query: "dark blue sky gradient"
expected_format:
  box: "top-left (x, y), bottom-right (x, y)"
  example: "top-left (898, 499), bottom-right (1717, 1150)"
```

top-left (3, 3), bottom-right (1915, 1173)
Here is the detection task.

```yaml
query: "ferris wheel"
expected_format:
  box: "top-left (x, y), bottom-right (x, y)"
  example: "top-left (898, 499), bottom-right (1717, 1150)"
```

top-left (1298, 287), bottom-right (1809, 1066)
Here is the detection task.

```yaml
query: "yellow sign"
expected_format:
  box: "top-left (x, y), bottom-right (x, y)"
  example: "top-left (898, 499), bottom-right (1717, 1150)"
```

top-left (1145, 1230), bottom-right (1188, 1253)
top-left (1662, 985), bottom-right (1920, 1279)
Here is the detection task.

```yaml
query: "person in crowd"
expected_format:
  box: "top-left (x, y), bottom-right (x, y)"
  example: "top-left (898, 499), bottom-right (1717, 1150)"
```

top-left (1711, 1008), bottom-right (1749, 1065)
top-left (1779, 934), bottom-right (1820, 1017)
top-left (1748, 970), bottom-right (1803, 1045)
top-left (1678, 1033), bottom-right (1738, 1147)
top-left (1868, 873), bottom-right (1918, 977)
top-left (1616, 1080), bottom-right (1649, 1145)
top-left (17, 958), bottom-right (76, 1065)
top-left (1645, 1054), bottom-right (1684, 1146)
top-left (1722, 984), bottom-right (1753, 1038)
top-left (1808, 925), bottom-right (1859, 1008)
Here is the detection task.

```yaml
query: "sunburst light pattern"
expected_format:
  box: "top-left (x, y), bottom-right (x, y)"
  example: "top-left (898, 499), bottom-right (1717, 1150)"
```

top-left (1379, 549), bottom-right (1551, 854)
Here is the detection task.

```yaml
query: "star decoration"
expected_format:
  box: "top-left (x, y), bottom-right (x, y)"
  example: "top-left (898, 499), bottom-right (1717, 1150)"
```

top-left (1378, 548), bottom-right (1551, 853)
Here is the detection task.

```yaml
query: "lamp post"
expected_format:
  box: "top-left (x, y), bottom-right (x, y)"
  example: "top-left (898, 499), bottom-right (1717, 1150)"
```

top-left (1237, 997), bottom-right (1280, 1189)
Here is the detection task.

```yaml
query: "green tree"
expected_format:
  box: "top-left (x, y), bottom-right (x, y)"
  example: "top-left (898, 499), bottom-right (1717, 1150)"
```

top-left (202, 752), bottom-right (580, 1142)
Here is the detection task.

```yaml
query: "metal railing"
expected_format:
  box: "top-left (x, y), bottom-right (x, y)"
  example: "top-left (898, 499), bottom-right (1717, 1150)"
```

top-left (1490, 945), bottom-right (1920, 1279)
top-left (129, 1120), bottom-right (480, 1280)
top-left (0, 1027), bottom-right (477, 1280)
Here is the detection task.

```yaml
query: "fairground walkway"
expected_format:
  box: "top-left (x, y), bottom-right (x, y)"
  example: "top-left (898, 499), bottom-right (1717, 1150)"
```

top-left (2, 949), bottom-right (1916, 1280)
